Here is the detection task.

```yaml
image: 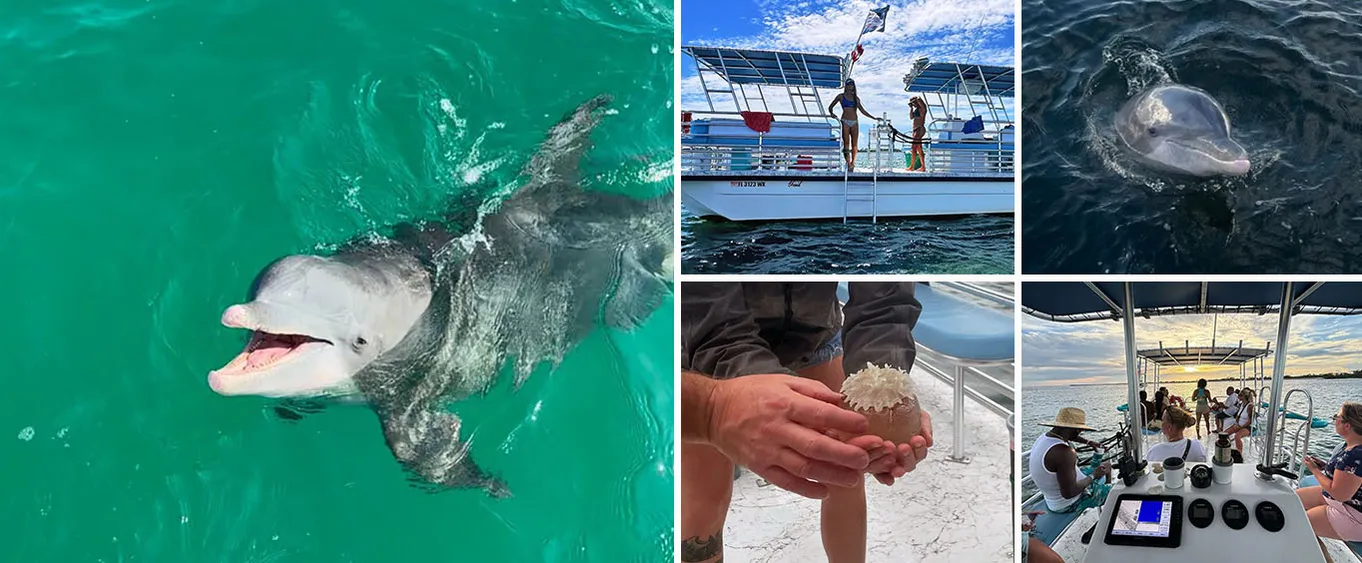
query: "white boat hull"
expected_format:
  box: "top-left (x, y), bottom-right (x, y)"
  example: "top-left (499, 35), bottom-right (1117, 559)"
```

top-left (682, 174), bottom-right (1014, 221)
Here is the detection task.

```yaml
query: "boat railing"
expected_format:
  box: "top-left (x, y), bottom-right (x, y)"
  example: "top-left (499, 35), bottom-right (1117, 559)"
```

top-left (680, 145), bottom-right (846, 173)
top-left (682, 112), bottom-right (1016, 176)
top-left (1275, 388), bottom-right (1314, 475)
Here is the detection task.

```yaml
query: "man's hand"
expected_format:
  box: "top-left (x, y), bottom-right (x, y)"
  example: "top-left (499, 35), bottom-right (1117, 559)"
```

top-left (843, 409), bottom-right (934, 486)
top-left (707, 374), bottom-right (872, 499)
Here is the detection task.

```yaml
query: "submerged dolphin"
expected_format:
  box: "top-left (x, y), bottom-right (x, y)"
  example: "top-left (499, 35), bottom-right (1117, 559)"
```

top-left (1115, 84), bottom-right (1250, 177)
top-left (207, 95), bottom-right (672, 495)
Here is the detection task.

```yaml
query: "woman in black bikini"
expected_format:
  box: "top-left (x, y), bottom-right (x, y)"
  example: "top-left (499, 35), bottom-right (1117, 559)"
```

top-left (828, 79), bottom-right (875, 169)
top-left (908, 97), bottom-right (927, 171)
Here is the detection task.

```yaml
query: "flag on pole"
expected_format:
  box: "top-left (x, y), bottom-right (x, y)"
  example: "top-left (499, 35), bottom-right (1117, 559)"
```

top-left (861, 5), bottom-right (890, 35)
top-left (850, 43), bottom-right (865, 62)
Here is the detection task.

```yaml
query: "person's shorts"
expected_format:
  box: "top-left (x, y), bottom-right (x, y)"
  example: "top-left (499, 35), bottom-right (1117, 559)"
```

top-left (786, 330), bottom-right (843, 372)
top-left (1196, 404), bottom-right (1210, 416)
top-left (1325, 496), bottom-right (1362, 541)
top-left (1215, 411), bottom-right (1231, 419)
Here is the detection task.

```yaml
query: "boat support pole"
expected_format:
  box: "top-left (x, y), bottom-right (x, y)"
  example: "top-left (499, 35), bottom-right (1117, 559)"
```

top-left (1261, 282), bottom-right (1295, 467)
top-left (950, 364), bottom-right (970, 463)
top-left (1123, 282), bottom-right (1143, 465)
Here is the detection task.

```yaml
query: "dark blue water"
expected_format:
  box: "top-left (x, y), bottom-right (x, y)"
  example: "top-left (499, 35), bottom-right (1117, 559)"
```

top-left (1021, 0), bottom-right (1362, 273)
top-left (681, 207), bottom-right (1014, 274)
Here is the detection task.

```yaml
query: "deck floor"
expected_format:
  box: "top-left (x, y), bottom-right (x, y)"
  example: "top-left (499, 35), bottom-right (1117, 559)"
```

top-left (718, 368), bottom-right (1013, 562)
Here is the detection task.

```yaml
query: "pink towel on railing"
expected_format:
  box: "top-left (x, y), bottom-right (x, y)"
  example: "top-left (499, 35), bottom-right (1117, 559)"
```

top-left (740, 111), bottom-right (773, 133)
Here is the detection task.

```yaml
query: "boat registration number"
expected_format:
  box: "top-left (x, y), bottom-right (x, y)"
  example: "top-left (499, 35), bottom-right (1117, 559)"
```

top-left (729, 181), bottom-right (765, 187)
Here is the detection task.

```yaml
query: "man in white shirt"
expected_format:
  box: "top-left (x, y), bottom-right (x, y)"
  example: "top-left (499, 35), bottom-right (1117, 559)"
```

top-left (1213, 386), bottom-right (1240, 432)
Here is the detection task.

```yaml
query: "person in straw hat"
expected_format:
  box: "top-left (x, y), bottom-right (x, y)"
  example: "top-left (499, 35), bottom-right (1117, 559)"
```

top-left (1026, 407), bottom-right (1112, 546)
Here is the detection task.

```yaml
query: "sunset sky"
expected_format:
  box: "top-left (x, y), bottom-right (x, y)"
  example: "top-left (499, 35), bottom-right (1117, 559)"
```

top-left (1023, 310), bottom-right (1362, 387)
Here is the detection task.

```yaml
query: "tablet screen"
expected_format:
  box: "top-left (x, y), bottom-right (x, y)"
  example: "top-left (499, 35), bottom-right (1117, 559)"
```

top-left (1110, 499), bottom-right (1174, 538)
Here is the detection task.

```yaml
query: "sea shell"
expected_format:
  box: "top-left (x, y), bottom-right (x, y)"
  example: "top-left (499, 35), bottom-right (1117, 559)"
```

top-left (844, 363), bottom-right (922, 443)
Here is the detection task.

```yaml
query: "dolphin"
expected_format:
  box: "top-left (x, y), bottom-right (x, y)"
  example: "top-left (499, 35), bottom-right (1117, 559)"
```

top-left (206, 95), bottom-right (672, 495)
top-left (1115, 84), bottom-right (1250, 177)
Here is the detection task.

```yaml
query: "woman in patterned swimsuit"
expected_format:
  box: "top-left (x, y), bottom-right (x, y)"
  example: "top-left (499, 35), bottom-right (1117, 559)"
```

top-left (1299, 402), bottom-right (1362, 541)
top-left (828, 79), bottom-right (876, 170)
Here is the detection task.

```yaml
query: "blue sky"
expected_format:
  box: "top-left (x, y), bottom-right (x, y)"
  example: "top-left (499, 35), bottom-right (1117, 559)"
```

top-left (680, 0), bottom-right (1016, 133)
top-left (1024, 312), bottom-right (1362, 387)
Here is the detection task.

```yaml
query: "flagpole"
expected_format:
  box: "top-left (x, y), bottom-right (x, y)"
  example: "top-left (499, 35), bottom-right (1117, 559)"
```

top-left (847, 28), bottom-right (868, 77)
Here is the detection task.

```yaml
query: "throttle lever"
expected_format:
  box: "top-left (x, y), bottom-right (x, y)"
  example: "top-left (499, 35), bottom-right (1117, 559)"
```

top-left (1255, 462), bottom-right (1299, 481)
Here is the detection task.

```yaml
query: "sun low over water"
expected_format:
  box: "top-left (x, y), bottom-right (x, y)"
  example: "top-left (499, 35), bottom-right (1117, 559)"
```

top-left (0, 0), bottom-right (674, 561)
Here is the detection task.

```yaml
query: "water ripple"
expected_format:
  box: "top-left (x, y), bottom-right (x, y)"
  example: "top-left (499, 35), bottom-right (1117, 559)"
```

top-left (1022, 0), bottom-right (1362, 273)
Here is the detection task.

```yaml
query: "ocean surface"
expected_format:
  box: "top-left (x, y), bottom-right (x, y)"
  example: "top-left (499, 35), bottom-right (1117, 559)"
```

top-left (681, 207), bottom-right (1014, 274)
top-left (0, 0), bottom-right (674, 561)
top-left (1021, 0), bottom-right (1362, 273)
top-left (1021, 378), bottom-right (1362, 497)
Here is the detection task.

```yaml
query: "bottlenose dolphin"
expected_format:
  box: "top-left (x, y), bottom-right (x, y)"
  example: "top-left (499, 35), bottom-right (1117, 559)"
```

top-left (1115, 84), bottom-right (1250, 177)
top-left (207, 95), bottom-right (672, 495)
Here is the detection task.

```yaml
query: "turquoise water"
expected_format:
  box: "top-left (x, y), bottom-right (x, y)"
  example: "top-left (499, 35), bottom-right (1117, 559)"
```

top-left (0, 0), bottom-right (674, 561)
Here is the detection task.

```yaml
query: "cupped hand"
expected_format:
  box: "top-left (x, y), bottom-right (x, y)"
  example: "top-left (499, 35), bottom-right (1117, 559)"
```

top-left (708, 374), bottom-right (872, 499)
top-left (873, 409), bottom-right (934, 486)
top-left (841, 409), bottom-right (934, 486)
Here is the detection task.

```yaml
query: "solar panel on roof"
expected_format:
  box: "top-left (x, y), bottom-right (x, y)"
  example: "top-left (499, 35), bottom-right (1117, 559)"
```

top-left (904, 62), bottom-right (1015, 97)
top-left (684, 45), bottom-right (846, 88)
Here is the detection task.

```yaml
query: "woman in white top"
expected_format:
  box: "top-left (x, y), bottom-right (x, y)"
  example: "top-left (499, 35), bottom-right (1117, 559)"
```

top-left (1224, 388), bottom-right (1256, 452)
top-left (1146, 406), bottom-right (1208, 463)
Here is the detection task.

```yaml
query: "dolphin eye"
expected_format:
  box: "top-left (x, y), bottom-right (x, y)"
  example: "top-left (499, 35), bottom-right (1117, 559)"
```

top-left (356, 337), bottom-right (368, 346)
top-left (1148, 127), bottom-right (1158, 137)
top-left (352, 336), bottom-right (369, 352)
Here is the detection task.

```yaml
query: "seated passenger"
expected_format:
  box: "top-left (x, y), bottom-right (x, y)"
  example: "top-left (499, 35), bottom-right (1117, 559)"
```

top-left (1146, 406), bottom-right (1208, 463)
top-left (1159, 386), bottom-right (1186, 409)
top-left (1298, 403), bottom-right (1362, 542)
top-left (1138, 390), bottom-right (1155, 427)
top-left (1224, 389), bottom-right (1255, 452)
top-left (1028, 407), bottom-right (1111, 545)
top-left (1212, 386), bottom-right (1240, 432)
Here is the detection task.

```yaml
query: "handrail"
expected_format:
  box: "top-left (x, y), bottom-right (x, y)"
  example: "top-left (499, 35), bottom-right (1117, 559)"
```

top-left (1278, 389), bottom-right (1314, 476)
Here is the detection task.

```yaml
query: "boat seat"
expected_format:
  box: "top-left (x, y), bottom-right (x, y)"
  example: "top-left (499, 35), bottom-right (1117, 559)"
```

top-left (913, 283), bottom-right (1015, 362)
top-left (835, 282), bottom-right (1013, 362)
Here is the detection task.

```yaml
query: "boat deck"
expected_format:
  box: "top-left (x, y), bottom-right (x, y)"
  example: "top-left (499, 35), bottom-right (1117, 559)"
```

top-left (1038, 431), bottom-right (1361, 563)
top-left (721, 362), bottom-right (1013, 562)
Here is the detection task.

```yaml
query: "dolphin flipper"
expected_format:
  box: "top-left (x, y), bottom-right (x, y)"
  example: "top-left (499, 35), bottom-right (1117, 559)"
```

top-left (377, 408), bottom-right (509, 497)
top-left (602, 196), bottom-right (673, 331)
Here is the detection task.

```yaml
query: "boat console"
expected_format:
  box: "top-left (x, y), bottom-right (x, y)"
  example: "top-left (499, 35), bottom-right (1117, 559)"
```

top-left (1084, 464), bottom-right (1324, 562)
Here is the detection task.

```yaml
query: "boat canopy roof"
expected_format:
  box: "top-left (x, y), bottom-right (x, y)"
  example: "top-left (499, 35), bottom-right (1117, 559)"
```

top-left (1023, 282), bottom-right (1362, 322)
top-left (904, 61), bottom-right (1014, 97)
top-left (1137, 344), bottom-right (1271, 367)
top-left (683, 45), bottom-right (845, 88)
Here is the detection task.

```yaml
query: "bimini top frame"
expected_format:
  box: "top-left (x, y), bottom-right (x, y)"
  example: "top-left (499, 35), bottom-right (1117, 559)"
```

top-left (683, 45), bottom-right (846, 118)
top-left (903, 60), bottom-right (1015, 97)
top-left (1022, 281), bottom-right (1362, 469)
top-left (1136, 344), bottom-right (1271, 367)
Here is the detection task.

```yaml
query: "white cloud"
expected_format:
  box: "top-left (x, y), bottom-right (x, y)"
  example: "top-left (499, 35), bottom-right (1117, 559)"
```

top-left (1024, 311), bottom-right (1362, 387)
top-left (681, 0), bottom-right (1016, 135)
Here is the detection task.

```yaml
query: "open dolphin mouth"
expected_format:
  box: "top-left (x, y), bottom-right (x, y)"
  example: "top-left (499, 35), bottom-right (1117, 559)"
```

top-left (213, 330), bottom-right (331, 375)
top-left (211, 304), bottom-right (332, 378)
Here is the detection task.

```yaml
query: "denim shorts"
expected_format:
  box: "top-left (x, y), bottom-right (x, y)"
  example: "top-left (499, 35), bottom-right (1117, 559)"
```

top-left (787, 330), bottom-right (843, 372)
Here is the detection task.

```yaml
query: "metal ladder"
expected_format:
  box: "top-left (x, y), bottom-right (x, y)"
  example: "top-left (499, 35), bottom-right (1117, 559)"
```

top-left (842, 121), bottom-right (886, 224)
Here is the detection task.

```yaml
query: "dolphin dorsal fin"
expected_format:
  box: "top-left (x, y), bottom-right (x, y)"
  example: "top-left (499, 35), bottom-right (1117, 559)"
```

top-left (508, 95), bottom-right (612, 204)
